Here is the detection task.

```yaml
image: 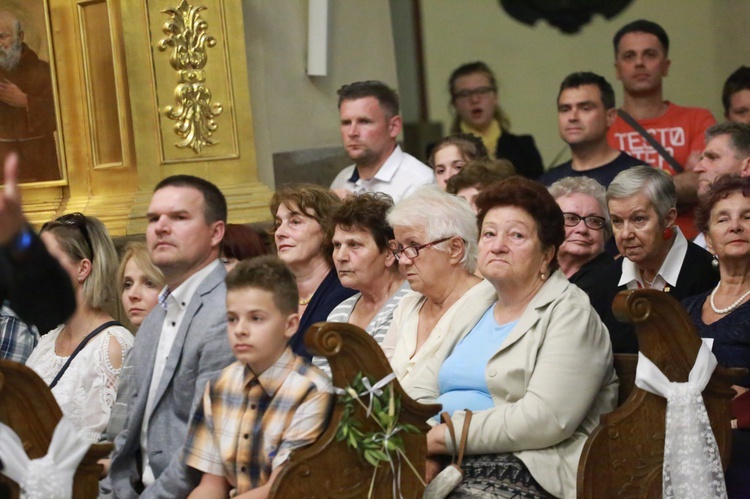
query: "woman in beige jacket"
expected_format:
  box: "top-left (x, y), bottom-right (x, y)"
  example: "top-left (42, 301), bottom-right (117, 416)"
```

top-left (424, 177), bottom-right (618, 499)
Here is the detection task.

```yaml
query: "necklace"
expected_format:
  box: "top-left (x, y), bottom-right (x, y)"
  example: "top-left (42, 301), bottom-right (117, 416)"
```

top-left (709, 282), bottom-right (750, 315)
top-left (299, 294), bottom-right (313, 306)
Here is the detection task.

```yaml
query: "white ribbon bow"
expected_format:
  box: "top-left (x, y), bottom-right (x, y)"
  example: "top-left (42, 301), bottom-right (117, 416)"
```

top-left (634, 342), bottom-right (728, 499)
top-left (0, 416), bottom-right (91, 499)
top-left (373, 427), bottom-right (404, 499)
top-left (335, 372), bottom-right (397, 417)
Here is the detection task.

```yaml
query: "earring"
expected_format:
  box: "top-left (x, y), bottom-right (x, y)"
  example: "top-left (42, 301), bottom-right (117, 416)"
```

top-left (540, 270), bottom-right (547, 281)
top-left (711, 254), bottom-right (719, 269)
top-left (662, 226), bottom-right (675, 240)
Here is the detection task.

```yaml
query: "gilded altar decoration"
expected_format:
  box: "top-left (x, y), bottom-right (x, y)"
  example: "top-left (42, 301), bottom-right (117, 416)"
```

top-left (158, 0), bottom-right (223, 153)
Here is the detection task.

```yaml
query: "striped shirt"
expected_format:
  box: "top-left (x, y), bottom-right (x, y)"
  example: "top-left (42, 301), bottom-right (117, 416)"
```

top-left (314, 281), bottom-right (411, 373)
top-left (183, 347), bottom-right (332, 495)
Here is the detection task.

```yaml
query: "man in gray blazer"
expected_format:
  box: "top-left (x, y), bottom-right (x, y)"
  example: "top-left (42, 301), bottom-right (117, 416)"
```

top-left (107, 175), bottom-right (234, 498)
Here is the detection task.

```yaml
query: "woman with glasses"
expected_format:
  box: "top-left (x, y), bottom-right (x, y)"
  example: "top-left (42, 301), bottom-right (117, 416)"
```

top-left (381, 186), bottom-right (495, 398)
top-left (26, 213), bottom-right (133, 443)
top-left (423, 177), bottom-right (617, 498)
top-left (549, 177), bottom-right (612, 296)
top-left (448, 61), bottom-right (544, 180)
top-left (592, 166), bottom-right (719, 353)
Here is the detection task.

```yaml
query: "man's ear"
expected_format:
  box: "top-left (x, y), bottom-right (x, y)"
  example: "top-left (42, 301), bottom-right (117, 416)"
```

top-left (662, 57), bottom-right (671, 77)
top-left (210, 221), bottom-right (225, 249)
top-left (605, 107), bottom-right (617, 128)
top-left (740, 157), bottom-right (750, 177)
top-left (388, 115), bottom-right (402, 139)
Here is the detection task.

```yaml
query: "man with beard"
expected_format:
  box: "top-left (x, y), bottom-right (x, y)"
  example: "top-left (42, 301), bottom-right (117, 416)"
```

top-left (330, 80), bottom-right (434, 201)
top-left (0, 11), bottom-right (59, 183)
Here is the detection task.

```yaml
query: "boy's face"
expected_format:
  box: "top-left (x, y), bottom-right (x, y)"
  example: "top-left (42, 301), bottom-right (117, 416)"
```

top-left (226, 287), bottom-right (299, 374)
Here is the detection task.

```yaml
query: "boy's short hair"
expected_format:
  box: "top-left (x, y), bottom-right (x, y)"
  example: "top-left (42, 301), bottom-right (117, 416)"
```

top-left (226, 256), bottom-right (298, 315)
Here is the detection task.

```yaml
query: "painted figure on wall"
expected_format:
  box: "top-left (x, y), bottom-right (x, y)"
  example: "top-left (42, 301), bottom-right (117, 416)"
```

top-left (0, 10), bottom-right (59, 183)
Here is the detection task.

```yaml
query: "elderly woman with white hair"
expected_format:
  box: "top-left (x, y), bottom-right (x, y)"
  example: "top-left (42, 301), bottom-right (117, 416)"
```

top-left (381, 186), bottom-right (495, 399)
top-left (592, 165), bottom-right (718, 353)
top-left (549, 177), bottom-right (613, 296)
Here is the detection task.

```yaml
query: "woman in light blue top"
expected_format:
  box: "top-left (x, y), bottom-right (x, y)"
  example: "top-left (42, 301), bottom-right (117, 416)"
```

top-left (425, 177), bottom-right (618, 499)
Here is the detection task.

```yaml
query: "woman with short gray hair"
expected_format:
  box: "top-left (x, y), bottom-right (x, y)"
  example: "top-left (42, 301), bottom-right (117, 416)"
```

top-left (549, 177), bottom-right (612, 296)
top-left (381, 186), bottom-right (495, 398)
top-left (591, 166), bottom-right (718, 353)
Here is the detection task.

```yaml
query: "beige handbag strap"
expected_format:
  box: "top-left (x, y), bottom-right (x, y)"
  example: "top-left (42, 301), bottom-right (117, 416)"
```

top-left (456, 410), bottom-right (472, 467)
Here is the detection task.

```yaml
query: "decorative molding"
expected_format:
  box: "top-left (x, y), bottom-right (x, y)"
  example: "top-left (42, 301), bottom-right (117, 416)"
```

top-left (158, 0), bottom-right (222, 153)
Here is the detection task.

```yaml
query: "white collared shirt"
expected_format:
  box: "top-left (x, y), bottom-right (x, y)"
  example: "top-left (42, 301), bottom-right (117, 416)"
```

top-left (140, 259), bottom-right (220, 486)
top-left (330, 145), bottom-right (435, 202)
top-left (694, 232), bottom-right (707, 249)
top-left (619, 227), bottom-right (688, 291)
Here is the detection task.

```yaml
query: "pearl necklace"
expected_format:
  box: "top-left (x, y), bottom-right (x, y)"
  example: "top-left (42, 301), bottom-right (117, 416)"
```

top-left (709, 282), bottom-right (750, 315)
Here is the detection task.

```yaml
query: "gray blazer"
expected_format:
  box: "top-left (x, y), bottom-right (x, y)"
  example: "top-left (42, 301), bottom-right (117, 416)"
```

top-left (108, 263), bottom-right (233, 499)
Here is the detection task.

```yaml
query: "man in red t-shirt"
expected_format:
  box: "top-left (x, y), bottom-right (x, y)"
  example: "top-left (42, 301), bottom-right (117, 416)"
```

top-left (607, 20), bottom-right (716, 237)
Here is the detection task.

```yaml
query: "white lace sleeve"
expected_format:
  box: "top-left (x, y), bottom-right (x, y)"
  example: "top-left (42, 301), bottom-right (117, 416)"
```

top-left (78, 328), bottom-right (134, 442)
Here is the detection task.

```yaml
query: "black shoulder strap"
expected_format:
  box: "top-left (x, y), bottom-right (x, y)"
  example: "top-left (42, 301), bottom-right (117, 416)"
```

top-left (49, 320), bottom-right (124, 389)
top-left (617, 109), bottom-right (684, 174)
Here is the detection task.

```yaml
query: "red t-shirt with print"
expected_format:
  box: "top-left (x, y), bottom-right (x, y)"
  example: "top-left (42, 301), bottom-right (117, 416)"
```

top-left (607, 102), bottom-right (716, 174)
top-left (607, 102), bottom-right (716, 238)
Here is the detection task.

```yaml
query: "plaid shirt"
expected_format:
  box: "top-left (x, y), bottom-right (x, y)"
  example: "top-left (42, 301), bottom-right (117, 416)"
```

top-left (183, 347), bottom-right (332, 495)
top-left (0, 302), bottom-right (39, 363)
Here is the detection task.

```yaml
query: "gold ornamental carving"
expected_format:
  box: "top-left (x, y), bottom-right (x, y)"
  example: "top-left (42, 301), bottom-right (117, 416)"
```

top-left (158, 0), bottom-right (223, 153)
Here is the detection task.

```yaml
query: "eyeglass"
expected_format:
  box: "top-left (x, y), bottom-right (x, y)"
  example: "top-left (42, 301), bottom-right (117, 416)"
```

top-left (42, 212), bottom-right (95, 260)
top-left (562, 212), bottom-right (606, 231)
top-left (453, 86), bottom-right (495, 101)
top-left (390, 236), bottom-right (453, 260)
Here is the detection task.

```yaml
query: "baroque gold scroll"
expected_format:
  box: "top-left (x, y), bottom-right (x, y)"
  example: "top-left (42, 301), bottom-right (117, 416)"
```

top-left (158, 0), bottom-right (222, 153)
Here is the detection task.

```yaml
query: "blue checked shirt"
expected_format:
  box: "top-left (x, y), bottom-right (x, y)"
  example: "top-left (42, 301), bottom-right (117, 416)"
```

top-left (183, 348), bottom-right (332, 495)
top-left (0, 301), bottom-right (39, 363)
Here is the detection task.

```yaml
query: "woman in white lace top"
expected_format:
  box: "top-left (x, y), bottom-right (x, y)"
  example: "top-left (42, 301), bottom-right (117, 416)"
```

top-left (26, 213), bottom-right (133, 443)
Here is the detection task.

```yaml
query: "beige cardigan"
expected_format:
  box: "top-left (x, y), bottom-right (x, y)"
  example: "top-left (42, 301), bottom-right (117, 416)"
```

top-left (427, 271), bottom-right (618, 499)
top-left (383, 279), bottom-right (497, 402)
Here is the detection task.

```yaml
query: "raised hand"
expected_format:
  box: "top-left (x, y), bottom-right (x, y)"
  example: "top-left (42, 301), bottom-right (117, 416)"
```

top-left (0, 153), bottom-right (25, 245)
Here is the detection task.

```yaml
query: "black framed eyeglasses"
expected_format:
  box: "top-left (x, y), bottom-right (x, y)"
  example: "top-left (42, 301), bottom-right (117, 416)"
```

top-left (453, 86), bottom-right (495, 101)
top-left (42, 212), bottom-right (95, 260)
top-left (562, 212), bottom-right (606, 231)
top-left (390, 236), bottom-right (453, 260)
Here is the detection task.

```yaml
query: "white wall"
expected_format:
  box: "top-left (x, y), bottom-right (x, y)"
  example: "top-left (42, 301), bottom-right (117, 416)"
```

top-left (421, 0), bottom-right (750, 169)
top-left (242, 0), bottom-right (399, 186)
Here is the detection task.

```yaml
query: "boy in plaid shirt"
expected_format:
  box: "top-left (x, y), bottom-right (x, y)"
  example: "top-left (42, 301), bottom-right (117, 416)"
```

top-left (184, 256), bottom-right (332, 497)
